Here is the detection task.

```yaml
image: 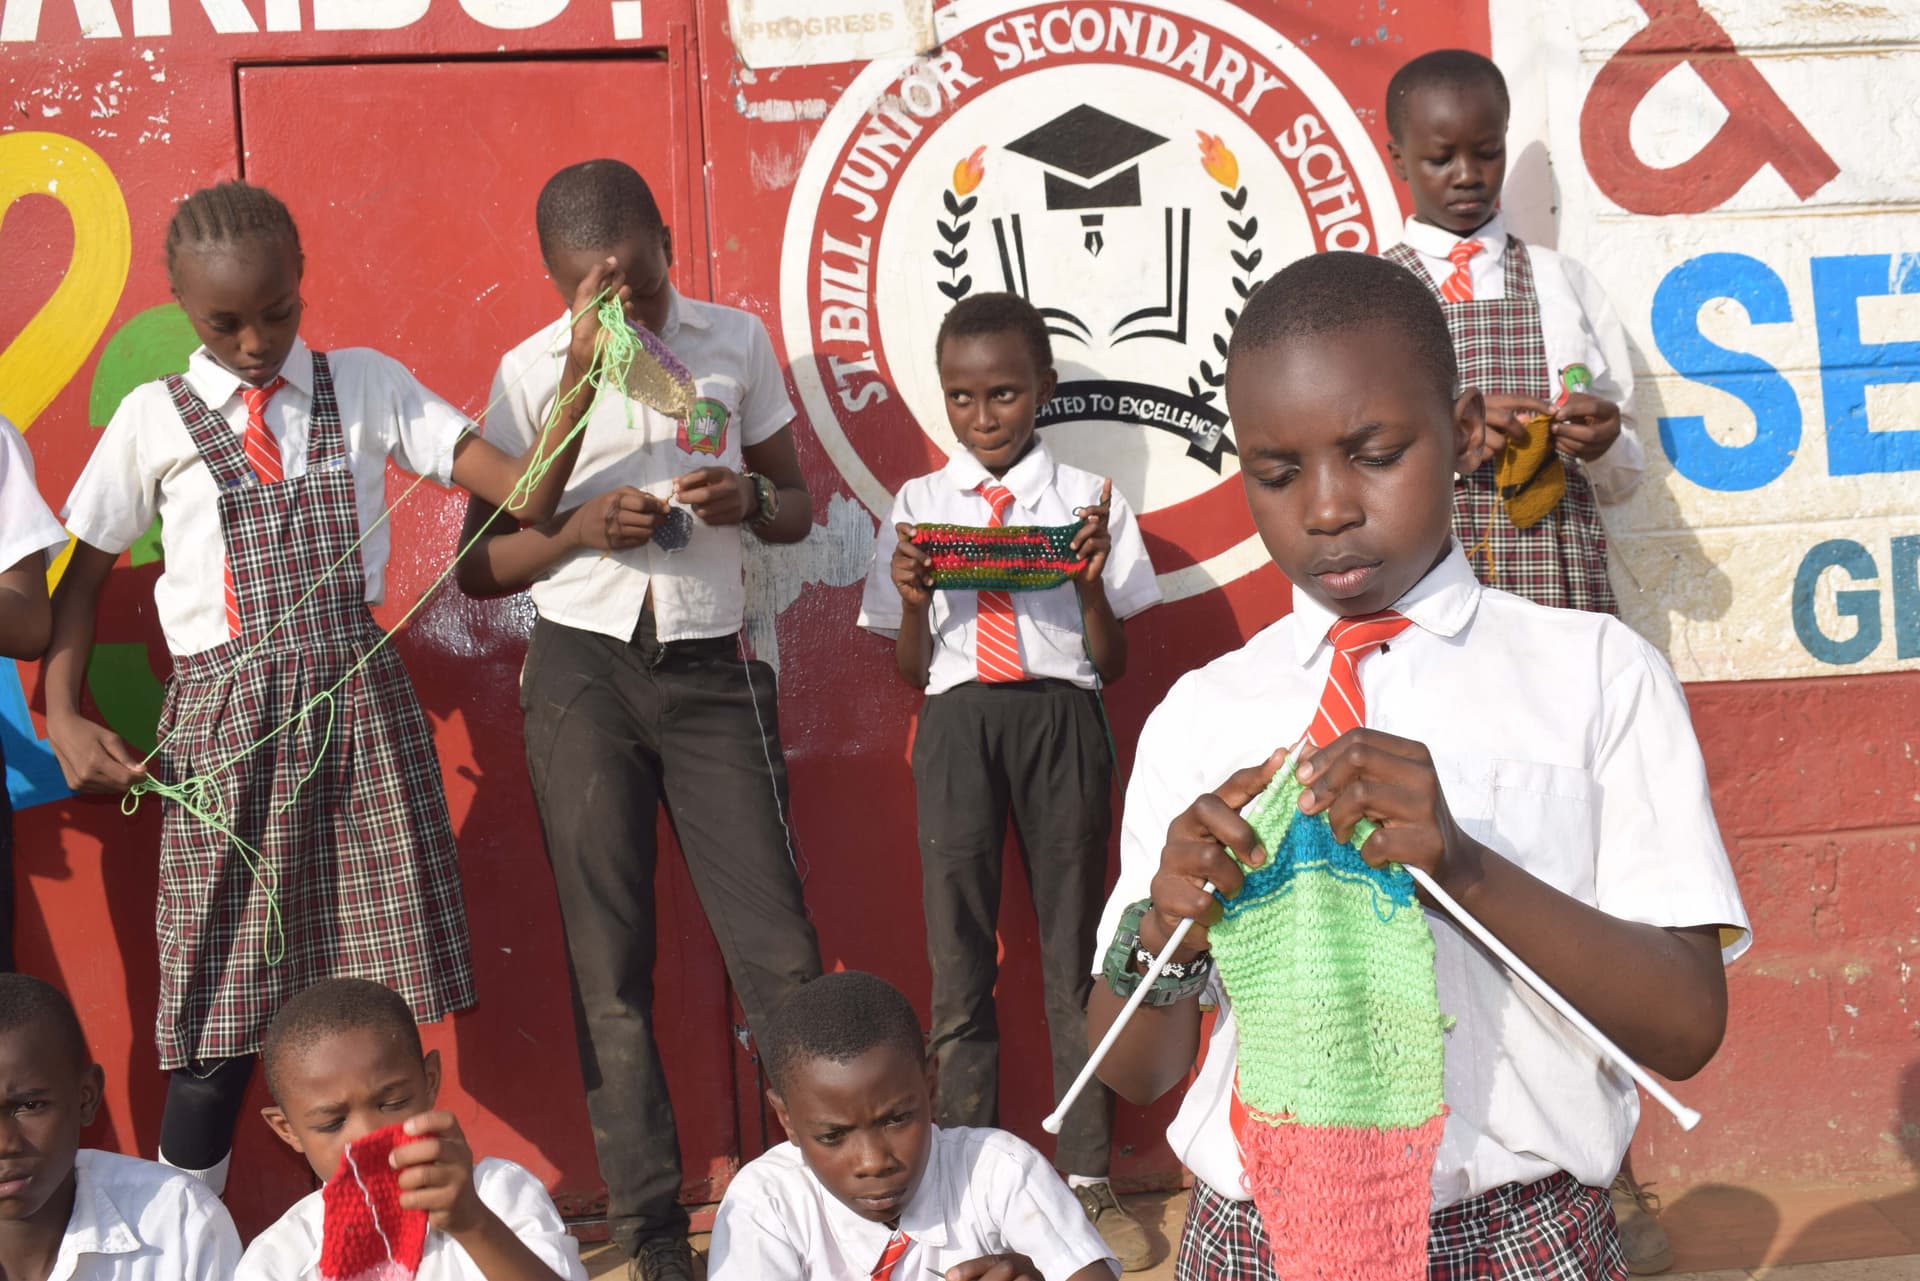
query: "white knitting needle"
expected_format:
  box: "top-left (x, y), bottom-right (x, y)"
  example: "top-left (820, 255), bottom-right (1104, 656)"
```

top-left (1044, 739), bottom-right (1703, 1135)
top-left (1043, 737), bottom-right (1311, 1135)
top-left (1402, 863), bottom-right (1701, 1131)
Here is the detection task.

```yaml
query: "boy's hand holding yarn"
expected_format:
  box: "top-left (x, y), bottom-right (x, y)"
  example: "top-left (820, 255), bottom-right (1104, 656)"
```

top-left (1293, 729), bottom-right (1482, 893)
top-left (1142, 747), bottom-right (1295, 961)
top-left (891, 521), bottom-right (935, 610)
top-left (674, 466), bottom-right (754, 526)
top-left (569, 486), bottom-right (663, 552)
top-left (392, 1111), bottom-right (490, 1236)
top-left (562, 257), bottom-right (631, 384)
top-left (1068, 478), bottom-right (1114, 587)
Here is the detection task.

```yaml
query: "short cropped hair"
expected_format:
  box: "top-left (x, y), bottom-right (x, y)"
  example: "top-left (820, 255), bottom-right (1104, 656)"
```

top-left (0, 974), bottom-right (90, 1074)
top-left (261, 979), bottom-right (422, 1104)
top-left (535, 159), bottom-right (665, 261)
top-left (763, 972), bottom-right (924, 1096)
top-left (1385, 49), bottom-right (1510, 142)
top-left (1227, 251), bottom-right (1458, 403)
top-left (935, 292), bottom-right (1053, 378)
top-left (165, 181), bottom-right (303, 288)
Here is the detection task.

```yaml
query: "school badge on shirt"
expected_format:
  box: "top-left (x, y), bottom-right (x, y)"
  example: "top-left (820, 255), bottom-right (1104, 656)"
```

top-left (680, 397), bottom-right (730, 455)
top-left (779, 0), bottom-right (1398, 603)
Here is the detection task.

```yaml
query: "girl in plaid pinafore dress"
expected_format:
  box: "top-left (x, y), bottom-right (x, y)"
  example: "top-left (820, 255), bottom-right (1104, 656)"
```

top-left (48, 180), bottom-right (618, 1191)
top-left (1383, 238), bottom-right (1618, 616)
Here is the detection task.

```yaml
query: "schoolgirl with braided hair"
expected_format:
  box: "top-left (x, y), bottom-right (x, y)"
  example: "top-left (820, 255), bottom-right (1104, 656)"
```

top-left (854, 291), bottom-right (1162, 1270)
top-left (46, 179), bottom-right (627, 1192)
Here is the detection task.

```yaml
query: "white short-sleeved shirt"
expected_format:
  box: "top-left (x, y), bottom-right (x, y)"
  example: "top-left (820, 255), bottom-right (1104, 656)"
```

top-left (484, 290), bottom-right (797, 644)
top-left (1095, 546), bottom-right (1749, 1209)
top-left (856, 442), bottom-right (1162, 694)
top-left (235, 1157), bottom-right (586, 1281)
top-left (51, 1150), bottom-right (242, 1281)
top-left (62, 338), bottom-right (469, 658)
top-left (0, 415), bottom-right (67, 574)
top-left (1396, 214), bottom-right (1645, 504)
top-left (709, 1126), bottom-right (1118, 1281)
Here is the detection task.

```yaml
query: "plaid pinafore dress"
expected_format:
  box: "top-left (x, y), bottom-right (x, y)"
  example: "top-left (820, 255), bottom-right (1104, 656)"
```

top-left (151, 352), bottom-right (476, 1069)
top-left (1384, 238), bottom-right (1618, 615)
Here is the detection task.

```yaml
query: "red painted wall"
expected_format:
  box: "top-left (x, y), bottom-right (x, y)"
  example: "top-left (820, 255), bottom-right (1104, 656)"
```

top-left (1, 0), bottom-right (1909, 1246)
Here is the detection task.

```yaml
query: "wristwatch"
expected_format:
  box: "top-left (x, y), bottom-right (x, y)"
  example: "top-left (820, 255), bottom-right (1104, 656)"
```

top-left (1100, 899), bottom-right (1213, 1006)
top-left (745, 471), bottom-right (780, 528)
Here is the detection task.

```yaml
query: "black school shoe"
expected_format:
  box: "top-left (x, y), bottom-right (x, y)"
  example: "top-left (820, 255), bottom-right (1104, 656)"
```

top-left (629, 1236), bottom-right (697, 1281)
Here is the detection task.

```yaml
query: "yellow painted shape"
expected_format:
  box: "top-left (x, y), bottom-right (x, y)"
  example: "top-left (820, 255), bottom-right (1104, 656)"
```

top-left (0, 132), bottom-right (133, 589)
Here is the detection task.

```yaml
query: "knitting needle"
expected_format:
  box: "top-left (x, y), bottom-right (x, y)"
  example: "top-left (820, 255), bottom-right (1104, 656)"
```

top-left (1042, 737), bottom-right (1313, 1135)
top-left (1402, 864), bottom-right (1702, 1131)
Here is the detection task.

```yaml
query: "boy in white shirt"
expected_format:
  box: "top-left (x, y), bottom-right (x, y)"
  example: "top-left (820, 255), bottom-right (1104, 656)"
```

top-left (0, 973), bottom-right (241, 1281)
top-left (1086, 251), bottom-right (1748, 1278)
top-left (0, 416), bottom-right (68, 969)
top-left (455, 158), bottom-right (821, 1281)
top-left (709, 971), bottom-right (1118, 1281)
top-left (856, 294), bottom-right (1160, 1269)
top-left (239, 979), bottom-right (584, 1281)
top-left (1383, 49), bottom-right (1641, 616)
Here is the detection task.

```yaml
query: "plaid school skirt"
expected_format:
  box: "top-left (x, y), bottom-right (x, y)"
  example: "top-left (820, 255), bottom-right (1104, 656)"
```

top-left (1176, 1171), bottom-right (1627, 1280)
top-left (151, 619), bottom-right (476, 1069)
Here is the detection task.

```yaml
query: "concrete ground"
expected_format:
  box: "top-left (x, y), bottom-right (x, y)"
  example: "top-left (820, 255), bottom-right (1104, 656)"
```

top-left (581, 1180), bottom-right (1920, 1279)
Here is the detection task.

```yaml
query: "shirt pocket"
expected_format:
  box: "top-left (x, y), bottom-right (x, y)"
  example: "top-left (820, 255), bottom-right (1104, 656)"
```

top-left (680, 376), bottom-right (744, 465)
top-left (1023, 587), bottom-right (1092, 673)
top-left (1485, 757), bottom-right (1600, 900)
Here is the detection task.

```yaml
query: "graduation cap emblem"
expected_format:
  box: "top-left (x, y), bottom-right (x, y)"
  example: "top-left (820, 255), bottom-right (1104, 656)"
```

top-left (1006, 104), bottom-right (1168, 255)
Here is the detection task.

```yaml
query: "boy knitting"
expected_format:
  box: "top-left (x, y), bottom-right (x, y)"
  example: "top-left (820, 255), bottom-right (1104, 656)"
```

top-left (709, 971), bottom-right (1118, 1281)
top-left (0, 973), bottom-right (240, 1280)
top-left (1383, 49), bottom-right (1642, 615)
top-left (1086, 252), bottom-right (1747, 1278)
top-left (856, 293), bottom-right (1160, 1269)
top-left (239, 979), bottom-right (585, 1281)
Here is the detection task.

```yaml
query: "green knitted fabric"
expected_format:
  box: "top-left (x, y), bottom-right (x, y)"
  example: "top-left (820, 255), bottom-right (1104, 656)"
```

top-left (1210, 766), bottom-right (1445, 1126)
top-left (911, 522), bottom-right (1087, 591)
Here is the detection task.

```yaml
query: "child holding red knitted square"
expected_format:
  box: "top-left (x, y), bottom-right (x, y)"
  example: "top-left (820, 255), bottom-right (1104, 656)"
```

top-left (856, 292), bottom-right (1161, 1270)
top-left (239, 979), bottom-right (584, 1281)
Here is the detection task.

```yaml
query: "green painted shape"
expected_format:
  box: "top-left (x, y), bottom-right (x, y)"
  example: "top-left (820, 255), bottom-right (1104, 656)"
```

top-left (1209, 768), bottom-right (1445, 1130)
top-left (90, 304), bottom-right (197, 568)
top-left (86, 643), bottom-right (164, 755)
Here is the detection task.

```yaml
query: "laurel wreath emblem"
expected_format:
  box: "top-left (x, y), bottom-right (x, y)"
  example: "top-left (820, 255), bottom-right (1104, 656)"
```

top-left (1193, 132), bottom-right (1259, 407)
top-left (936, 146), bottom-right (985, 301)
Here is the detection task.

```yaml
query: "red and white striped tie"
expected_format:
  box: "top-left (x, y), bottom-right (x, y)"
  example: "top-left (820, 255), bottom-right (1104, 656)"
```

top-left (1305, 611), bottom-right (1415, 748)
top-left (870, 1230), bottom-right (911, 1281)
top-left (973, 481), bottom-right (1025, 683)
top-left (225, 376), bottom-right (286, 638)
top-left (1439, 238), bottom-right (1482, 303)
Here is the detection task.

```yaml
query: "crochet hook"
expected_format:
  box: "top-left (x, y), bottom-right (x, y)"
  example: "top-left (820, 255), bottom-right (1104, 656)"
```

top-left (1402, 864), bottom-right (1702, 1131)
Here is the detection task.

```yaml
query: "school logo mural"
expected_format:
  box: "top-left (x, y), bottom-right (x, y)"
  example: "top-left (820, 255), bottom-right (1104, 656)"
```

top-left (781, 0), bottom-right (1399, 601)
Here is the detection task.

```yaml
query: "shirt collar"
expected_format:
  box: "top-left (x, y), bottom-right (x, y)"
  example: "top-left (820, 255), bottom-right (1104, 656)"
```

top-left (1400, 210), bottom-right (1507, 262)
top-left (51, 1156), bottom-right (145, 1280)
top-left (185, 336), bottom-right (314, 411)
top-left (941, 439), bottom-right (1057, 510)
top-left (817, 1131), bottom-right (953, 1266)
top-left (1289, 541), bottom-right (1483, 665)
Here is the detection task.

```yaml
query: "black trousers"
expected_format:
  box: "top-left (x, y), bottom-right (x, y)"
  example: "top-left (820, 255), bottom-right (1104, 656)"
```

top-left (912, 679), bottom-right (1115, 1177)
top-left (519, 612), bottom-right (821, 1255)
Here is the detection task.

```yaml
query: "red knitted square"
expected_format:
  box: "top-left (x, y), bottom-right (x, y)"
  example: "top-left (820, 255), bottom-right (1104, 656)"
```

top-left (319, 1123), bottom-right (430, 1281)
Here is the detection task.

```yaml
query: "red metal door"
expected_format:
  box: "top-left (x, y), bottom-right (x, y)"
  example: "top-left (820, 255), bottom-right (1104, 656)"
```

top-left (235, 55), bottom-right (734, 1234)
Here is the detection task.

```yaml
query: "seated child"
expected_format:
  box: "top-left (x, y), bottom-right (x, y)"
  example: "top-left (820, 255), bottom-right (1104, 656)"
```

top-left (709, 971), bottom-right (1118, 1281)
top-left (0, 972), bottom-right (241, 1280)
top-left (1086, 252), bottom-right (1748, 1277)
top-left (239, 979), bottom-right (586, 1281)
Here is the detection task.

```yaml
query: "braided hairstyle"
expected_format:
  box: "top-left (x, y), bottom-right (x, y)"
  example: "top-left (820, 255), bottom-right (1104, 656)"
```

top-left (164, 180), bottom-right (304, 289)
